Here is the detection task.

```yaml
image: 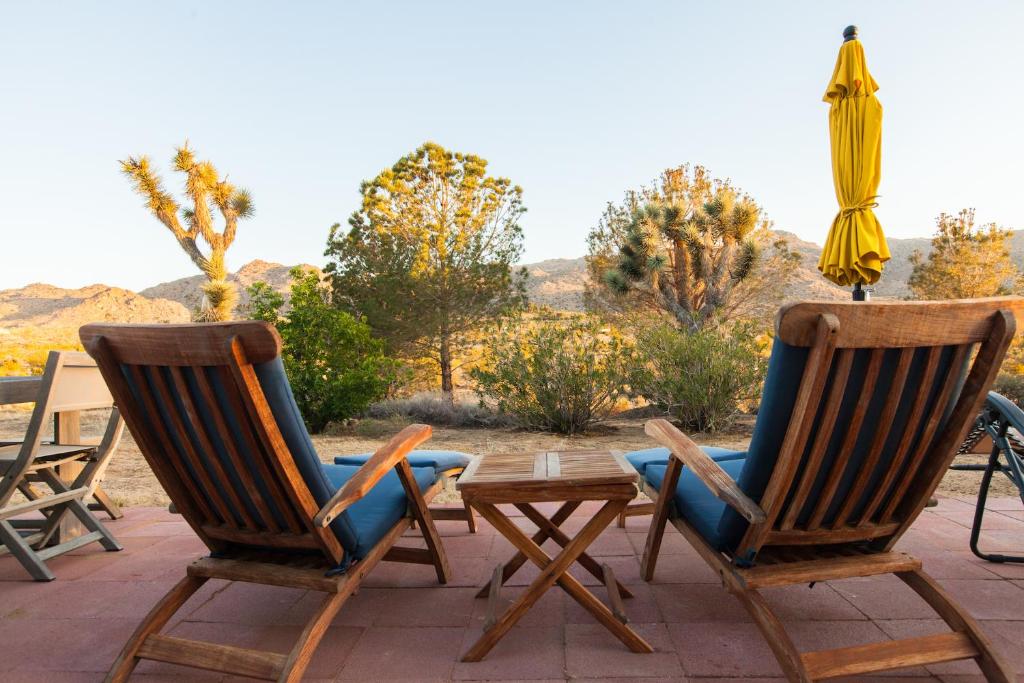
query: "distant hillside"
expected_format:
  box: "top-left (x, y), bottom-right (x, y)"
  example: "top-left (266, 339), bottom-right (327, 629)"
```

top-left (0, 283), bottom-right (188, 329)
top-left (2, 231), bottom-right (1022, 332)
top-left (140, 259), bottom-right (317, 313)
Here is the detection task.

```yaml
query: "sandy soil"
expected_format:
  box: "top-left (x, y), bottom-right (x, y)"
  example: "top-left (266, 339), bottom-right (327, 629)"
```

top-left (1, 407), bottom-right (1015, 508)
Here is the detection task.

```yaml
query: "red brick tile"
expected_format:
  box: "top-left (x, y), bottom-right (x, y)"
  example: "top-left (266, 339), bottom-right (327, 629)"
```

top-left (368, 586), bottom-right (477, 627)
top-left (565, 622), bottom-right (682, 678)
top-left (667, 621), bottom-right (783, 677)
top-left (830, 575), bottom-right (937, 619)
top-left (940, 579), bottom-right (1024, 620)
top-left (565, 582), bottom-right (662, 624)
top-left (652, 583), bottom-right (751, 622)
top-left (184, 580), bottom-right (306, 624)
top-left (452, 625), bottom-right (564, 680)
top-left (471, 585), bottom-right (565, 628)
top-left (914, 551), bottom-right (1004, 580)
top-left (337, 626), bottom-right (463, 680)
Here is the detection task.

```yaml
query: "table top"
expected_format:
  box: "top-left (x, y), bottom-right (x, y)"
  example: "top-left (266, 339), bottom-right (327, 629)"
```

top-left (457, 450), bottom-right (638, 502)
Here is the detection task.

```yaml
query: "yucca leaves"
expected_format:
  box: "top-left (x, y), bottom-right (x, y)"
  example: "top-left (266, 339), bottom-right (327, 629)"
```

top-left (120, 142), bottom-right (254, 321)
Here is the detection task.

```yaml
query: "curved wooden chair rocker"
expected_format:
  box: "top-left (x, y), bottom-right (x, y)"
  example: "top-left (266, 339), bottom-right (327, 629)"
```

top-left (636, 299), bottom-right (1020, 682)
top-left (80, 322), bottom-right (454, 683)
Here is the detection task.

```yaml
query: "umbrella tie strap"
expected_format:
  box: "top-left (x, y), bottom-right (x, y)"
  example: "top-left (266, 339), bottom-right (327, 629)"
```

top-left (839, 196), bottom-right (879, 218)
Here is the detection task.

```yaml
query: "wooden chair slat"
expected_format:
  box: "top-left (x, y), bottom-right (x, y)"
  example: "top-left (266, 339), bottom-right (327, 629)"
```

top-left (805, 348), bottom-right (885, 531)
top-left (879, 344), bottom-right (971, 524)
top-left (190, 366), bottom-right (278, 534)
top-left (736, 314), bottom-right (839, 555)
top-left (855, 346), bottom-right (943, 526)
top-left (126, 365), bottom-right (218, 525)
top-left (147, 365), bottom-right (235, 526)
top-left (213, 365), bottom-right (307, 537)
top-left (779, 348), bottom-right (854, 530)
top-left (831, 348), bottom-right (915, 528)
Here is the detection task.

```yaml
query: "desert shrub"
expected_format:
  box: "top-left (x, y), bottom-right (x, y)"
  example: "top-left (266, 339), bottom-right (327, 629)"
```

top-left (471, 318), bottom-right (635, 434)
top-left (632, 323), bottom-right (766, 433)
top-left (364, 392), bottom-right (513, 428)
top-left (993, 374), bottom-right (1024, 406)
top-left (245, 270), bottom-right (395, 433)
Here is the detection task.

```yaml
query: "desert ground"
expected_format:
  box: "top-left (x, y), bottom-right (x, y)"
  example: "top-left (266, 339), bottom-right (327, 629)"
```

top-left (2, 406), bottom-right (1012, 508)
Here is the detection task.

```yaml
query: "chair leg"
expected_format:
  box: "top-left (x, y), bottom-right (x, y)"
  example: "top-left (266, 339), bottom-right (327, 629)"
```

top-left (899, 568), bottom-right (1015, 682)
top-left (91, 487), bottom-right (124, 520)
top-left (965, 446), bottom-right (1024, 563)
top-left (732, 587), bottom-right (811, 682)
top-left (641, 459), bottom-right (682, 582)
top-left (66, 498), bottom-right (122, 551)
top-left (0, 519), bottom-right (55, 581)
top-left (396, 461), bottom-right (451, 584)
top-left (279, 590), bottom-right (352, 682)
top-left (106, 575), bottom-right (208, 683)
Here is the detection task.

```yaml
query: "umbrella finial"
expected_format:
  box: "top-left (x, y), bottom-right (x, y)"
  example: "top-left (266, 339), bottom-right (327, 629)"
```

top-left (843, 25), bottom-right (859, 42)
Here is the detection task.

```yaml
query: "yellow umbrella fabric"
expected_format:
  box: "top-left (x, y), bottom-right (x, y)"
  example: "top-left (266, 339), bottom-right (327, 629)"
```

top-left (817, 36), bottom-right (890, 287)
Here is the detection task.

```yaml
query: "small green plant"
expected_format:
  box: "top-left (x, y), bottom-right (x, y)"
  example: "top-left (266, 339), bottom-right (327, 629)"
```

top-left (632, 323), bottom-right (766, 433)
top-left (471, 317), bottom-right (635, 434)
top-left (993, 374), bottom-right (1024, 407)
top-left (245, 269), bottom-right (395, 433)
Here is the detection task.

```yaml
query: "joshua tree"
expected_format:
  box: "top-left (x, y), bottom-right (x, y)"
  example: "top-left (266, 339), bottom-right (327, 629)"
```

top-left (120, 143), bottom-right (253, 321)
top-left (604, 185), bottom-right (766, 332)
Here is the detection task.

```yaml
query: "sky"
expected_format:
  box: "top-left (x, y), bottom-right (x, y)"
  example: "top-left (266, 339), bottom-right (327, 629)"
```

top-left (1, 1), bottom-right (1022, 291)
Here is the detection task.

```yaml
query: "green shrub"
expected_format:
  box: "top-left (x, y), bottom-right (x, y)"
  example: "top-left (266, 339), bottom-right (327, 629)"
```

top-left (364, 393), bottom-right (514, 428)
top-left (245, 269), bottom-right (395, 433)
top-left (993, 373), bottom-right (1024, 406)
top-left (471, 318), bottom-right (635, 434)
top-left (632, 323), bottom-right (766, 433)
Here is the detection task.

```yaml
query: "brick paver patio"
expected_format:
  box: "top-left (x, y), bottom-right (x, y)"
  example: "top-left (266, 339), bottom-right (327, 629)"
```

top-left (0, 497), bottom-right (1021, 681)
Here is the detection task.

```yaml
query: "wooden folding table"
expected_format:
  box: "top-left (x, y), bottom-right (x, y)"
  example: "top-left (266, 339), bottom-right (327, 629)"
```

top-left (457, 449), bottom-right (653, 661)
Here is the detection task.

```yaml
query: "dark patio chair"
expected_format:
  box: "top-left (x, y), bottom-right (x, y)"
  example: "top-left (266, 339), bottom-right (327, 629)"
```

top-left (636, 298), bottom-right (1020, 682)
top-left (80, 322), bottom-right (454, 682)
top-left (950, 391), bottom-right (1024, 563)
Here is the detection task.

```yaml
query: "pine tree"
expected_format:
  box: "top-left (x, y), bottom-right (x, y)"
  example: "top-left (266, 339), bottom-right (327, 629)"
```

top-left (908, 209), bottom-right (1020, 300)
top-left (325, 142), bottom-right (526, 401)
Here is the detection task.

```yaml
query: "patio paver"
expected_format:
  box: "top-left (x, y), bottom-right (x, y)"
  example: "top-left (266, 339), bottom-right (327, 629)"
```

top-left (0, 498), bottom-right (1020, 681)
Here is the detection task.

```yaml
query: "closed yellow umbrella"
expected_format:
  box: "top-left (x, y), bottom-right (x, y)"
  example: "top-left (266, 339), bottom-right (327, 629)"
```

top-left (818, 25), bottom-right (890, 299)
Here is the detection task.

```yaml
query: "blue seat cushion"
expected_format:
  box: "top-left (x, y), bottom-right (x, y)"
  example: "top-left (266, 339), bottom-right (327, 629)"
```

top-left (334, 450), bottom-right (472, 476)
top-left (626, 446), bottom-right (744, 477)
top-left (322, 464), bottom-right (437, 559)
top-left (645, 456), bottom-right (747, 551)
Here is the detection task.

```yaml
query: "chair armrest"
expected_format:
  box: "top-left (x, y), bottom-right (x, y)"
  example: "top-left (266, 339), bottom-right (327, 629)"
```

top-left (314, 423), bottom-right (433, 528)
top-left (645, 419), bottom-right (766, 524)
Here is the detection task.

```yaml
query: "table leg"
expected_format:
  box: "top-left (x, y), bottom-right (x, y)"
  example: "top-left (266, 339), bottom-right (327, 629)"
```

top-left (53, 410), bottom-right (86, 543)
top-left (464, 500), bottom-right (652, 662)
top-left (514, 503), bottom-right (633, 599)
top-left (475, 500), bottom-right (581, 598)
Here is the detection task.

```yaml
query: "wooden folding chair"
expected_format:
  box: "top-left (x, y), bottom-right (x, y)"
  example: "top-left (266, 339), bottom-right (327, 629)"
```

top-left (0, 351), bottom-right (126, 581)
top-left (80, 321), bottom-right (453, 683)
top-left (636, 298), bottom-right (1021, 681)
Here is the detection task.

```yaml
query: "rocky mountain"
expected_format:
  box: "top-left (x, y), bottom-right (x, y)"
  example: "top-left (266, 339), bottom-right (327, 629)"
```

top-left (1, 230), bottom-right (1021, 330)
top-left (0, 283), bottom-right (188, 329)
top-left (140, 259), bottom-right (317, 313)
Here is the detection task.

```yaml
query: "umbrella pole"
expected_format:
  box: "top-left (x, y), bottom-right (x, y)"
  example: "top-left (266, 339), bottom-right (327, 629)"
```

top-left (852, 282), bottom-right (868, 301)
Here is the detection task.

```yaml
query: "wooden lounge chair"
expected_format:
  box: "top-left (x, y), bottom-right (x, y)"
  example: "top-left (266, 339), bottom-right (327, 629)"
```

top-left (0, 351), bottom-right (125, 581)
top-left (80, 321), bottom-right (453, 683)
top-left (635, 298), bottom-right (1020, 682)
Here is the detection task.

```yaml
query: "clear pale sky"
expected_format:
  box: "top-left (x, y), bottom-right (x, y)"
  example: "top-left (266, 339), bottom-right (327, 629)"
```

top-left (1, 1), bottom-right (1021, 291)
